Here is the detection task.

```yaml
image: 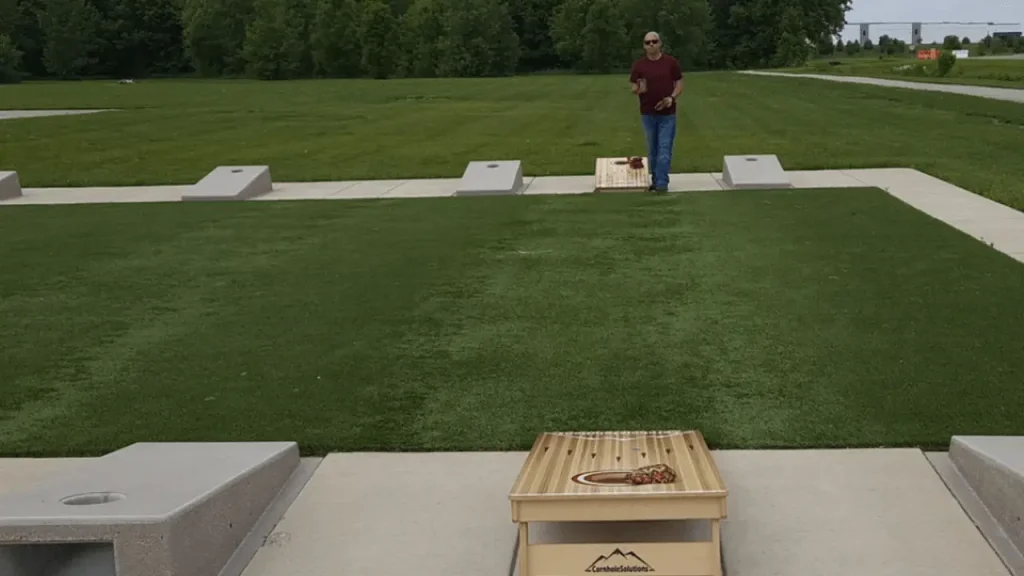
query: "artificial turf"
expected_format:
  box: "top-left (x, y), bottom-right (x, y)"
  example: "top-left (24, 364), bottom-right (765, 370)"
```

top-left (2, 188), bottom-right (1024, 456)
top-left (2, 72), bottom-right (1024, 210)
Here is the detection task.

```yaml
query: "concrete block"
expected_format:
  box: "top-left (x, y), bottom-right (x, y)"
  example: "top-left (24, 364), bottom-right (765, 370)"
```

top-left (456, 161), bottom-right (524, 196)
top-left (182, 166), bottom-right (272, 202)
top-left (0, 442), bottom-right (300, 576)
top-left (0, 172), bottom-right (22, 200)
top-left (721, 155), bottom-right (791, 189)
top-left (946, 436), bottom-right (1024, 575)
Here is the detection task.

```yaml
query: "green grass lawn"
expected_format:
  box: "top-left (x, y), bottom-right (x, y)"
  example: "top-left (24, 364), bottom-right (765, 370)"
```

top-left (789, 57), bottom-right (1024, 89)
top-left (2, 73), bottom-right (1024, 210)
top-left (2, 188), bottom-right (1024, 456)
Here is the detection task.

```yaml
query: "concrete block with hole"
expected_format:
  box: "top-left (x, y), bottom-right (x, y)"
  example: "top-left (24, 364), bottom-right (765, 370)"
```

top-left (0, 171), bottom-right (21, 200)
top-left (0, 442), bottom-right (299, 576)
top-left (455, 160), bottom-right (524, 196)
top-left (181, 166), bottom-right (273, 201)
top-left (722, 155), bottom-right (791, 189)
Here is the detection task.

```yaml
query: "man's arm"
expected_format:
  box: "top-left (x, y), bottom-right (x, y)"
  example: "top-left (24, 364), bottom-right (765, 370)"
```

top-left (670, 61), bottom-right (683, 101)
top-left (629, 61), bottom-right (645, 94)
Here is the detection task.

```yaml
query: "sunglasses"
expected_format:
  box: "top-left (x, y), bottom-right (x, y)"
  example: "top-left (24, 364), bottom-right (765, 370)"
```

top-left (645, 39), bottom-right (659, 45)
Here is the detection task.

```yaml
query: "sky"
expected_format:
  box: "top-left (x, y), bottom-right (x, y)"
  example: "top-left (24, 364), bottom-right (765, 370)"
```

top-left (839, 0), bottom-right (1023, 42)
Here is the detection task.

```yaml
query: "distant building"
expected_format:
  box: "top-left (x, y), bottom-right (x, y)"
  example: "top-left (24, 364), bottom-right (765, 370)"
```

top-left (993, 31), bottom-right (1022, 40)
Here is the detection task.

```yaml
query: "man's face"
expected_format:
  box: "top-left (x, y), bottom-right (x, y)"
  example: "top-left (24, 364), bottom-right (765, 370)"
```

top-left (644, 34), bottom-right (661, 56)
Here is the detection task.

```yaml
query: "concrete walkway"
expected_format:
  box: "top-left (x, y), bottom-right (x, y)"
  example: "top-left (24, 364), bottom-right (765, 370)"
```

top-left (742, 70), bottom-right (1024, 103)
top-left (4, 168), bottom-right (1023, 265)
top-left (0, 449), bottom-right (1010, 576)
top-left (0, 109), bottom-right (114, 120)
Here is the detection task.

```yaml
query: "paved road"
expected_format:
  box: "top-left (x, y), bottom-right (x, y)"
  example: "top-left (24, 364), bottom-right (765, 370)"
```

top-left (741, 70), bottom-right (1024, 103)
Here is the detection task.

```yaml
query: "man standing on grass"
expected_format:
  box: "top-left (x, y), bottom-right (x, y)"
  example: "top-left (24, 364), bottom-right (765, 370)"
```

top-left (629, 31), bottom-right (683, 193)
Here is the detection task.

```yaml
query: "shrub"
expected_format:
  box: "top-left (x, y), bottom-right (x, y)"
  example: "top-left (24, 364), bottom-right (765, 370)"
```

top-left (0, 33), bottom-right (22, 83)
top-left (936, 51), bottom-right (956, 77)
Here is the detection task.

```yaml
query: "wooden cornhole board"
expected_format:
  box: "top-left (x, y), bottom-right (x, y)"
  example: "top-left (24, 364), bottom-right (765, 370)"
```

top-left (509, 430), bottom-right (727, 576)
top-left (595, 157), bottom-right (650, 193)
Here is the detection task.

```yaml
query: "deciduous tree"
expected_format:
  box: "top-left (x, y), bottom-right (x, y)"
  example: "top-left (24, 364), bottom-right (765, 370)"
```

top-left (182, 0), bottom-right (255, 75)
top-left (359, 0), bottom-right (398, 78)
top-left (311, 0), bottom-right (362, 77)
top-left (38, 0), bottom-right (101, 78)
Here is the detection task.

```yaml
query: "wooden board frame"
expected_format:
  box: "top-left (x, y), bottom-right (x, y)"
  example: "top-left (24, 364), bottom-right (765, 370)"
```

top-left (510, 431), bottom-right (726, 576)
top-left (595, 158), bottom-right (650, 193)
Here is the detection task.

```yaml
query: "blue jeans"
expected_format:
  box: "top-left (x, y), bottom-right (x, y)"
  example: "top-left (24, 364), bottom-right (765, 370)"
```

top-left (641, 113), bottom-right (676, 189)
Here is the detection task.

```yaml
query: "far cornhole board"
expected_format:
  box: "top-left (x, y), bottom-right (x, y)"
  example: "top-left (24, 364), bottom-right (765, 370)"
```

top-left (182, 166), bottom-right (272, 201)
top-left (456, 160), bottom-right (524, 196)
top-left (509, 430), bottom-right (727, 576)
top-left (722, 155), bottom-right (790, 189)
top-left (595, 158), bottom-right (650, 193)
top-left (0, 171), bottom-right (21, 200)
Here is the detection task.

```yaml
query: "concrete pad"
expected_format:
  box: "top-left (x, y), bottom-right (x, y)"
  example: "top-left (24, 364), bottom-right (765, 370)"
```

top-left (714, 449), bottom-right (1008, 576)
top-left (331, 179), bottom-right (408, 199)
top-left (787, 169), bottom-right (866, 189)
top-left (387, 179), bottom-right (460, 198)
top-left (456, 161), bottom-right (525, 196)
top-left (242, 449), bottom-right (1007, 576)
top-left (241, 453), bottom-right (522, 576)
top-left (0, 172), bottom-right (21, 200)
top-left (0, 459), bottom-right (91, 496)
top-left (884, 183), bottom-right (1024, 223)
top-left (183, 166), bottom-right (272, 202)
top-left (254, 182), bottom-right (356, 201)
top-left (9, 186), bottom-right (190, 205)
top-left (668, 172), bottom-right (723, 192)
top-left (0, 442), bottom-right (299, 576)
top-left (523, 175), bottom-right (594, 195)
top-left (949, 219), bottom-right (1024, 253)
top-left (843, 168), bottom-right (934, 189)
top-left (929, 451), bottom-right (1024, 576)
top-left (722, 155), bottom-right (791, 189)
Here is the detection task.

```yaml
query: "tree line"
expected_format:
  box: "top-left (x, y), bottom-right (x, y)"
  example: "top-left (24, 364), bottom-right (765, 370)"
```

top-left (0, 0), bottom-right (850, 83)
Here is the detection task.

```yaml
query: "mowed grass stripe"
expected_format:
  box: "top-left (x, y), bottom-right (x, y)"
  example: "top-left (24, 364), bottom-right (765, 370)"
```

top-left (1, 189), bottom-right (1024, 456)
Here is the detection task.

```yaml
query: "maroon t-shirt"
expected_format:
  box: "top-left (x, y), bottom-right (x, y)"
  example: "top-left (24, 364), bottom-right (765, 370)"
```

top-left (629, 55), bottom-right (682, 115)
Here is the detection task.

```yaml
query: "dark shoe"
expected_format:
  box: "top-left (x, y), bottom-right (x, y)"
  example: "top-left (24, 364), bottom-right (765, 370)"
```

top-left (654, 186), bottom-right (668, 194)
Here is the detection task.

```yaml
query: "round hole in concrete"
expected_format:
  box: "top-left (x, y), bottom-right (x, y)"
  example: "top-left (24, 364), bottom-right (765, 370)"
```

top-left (614, 160), bottom-right (628, 165)
top-left (745, 157), bottom-right (758, 162)
top-left (487, 164), bottom-right (499, 169)
top-left (231, 169), bottom-right (243, 173)
top-left (60, 492), bottom-right (127, 506)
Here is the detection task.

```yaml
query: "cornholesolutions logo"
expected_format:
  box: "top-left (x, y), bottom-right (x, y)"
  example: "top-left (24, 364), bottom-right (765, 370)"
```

top-left (585, 548), bottom-right (654, 573)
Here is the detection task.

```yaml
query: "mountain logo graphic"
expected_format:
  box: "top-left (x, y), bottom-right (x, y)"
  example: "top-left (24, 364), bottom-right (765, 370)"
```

top-left (584, 548), bottom-right (655, 573)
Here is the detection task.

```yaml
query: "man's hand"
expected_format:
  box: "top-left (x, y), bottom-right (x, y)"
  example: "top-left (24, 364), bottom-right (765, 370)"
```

top-left (654, 96), bottom-right (673, 110)
top-left (631, 79), bottom-right (647, 95)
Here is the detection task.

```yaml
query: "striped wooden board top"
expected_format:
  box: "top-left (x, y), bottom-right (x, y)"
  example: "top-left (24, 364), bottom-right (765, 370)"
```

top-left (509, 430), bottom-right (726, 500)
top-left (595, 157), bottom-right (650, 192)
